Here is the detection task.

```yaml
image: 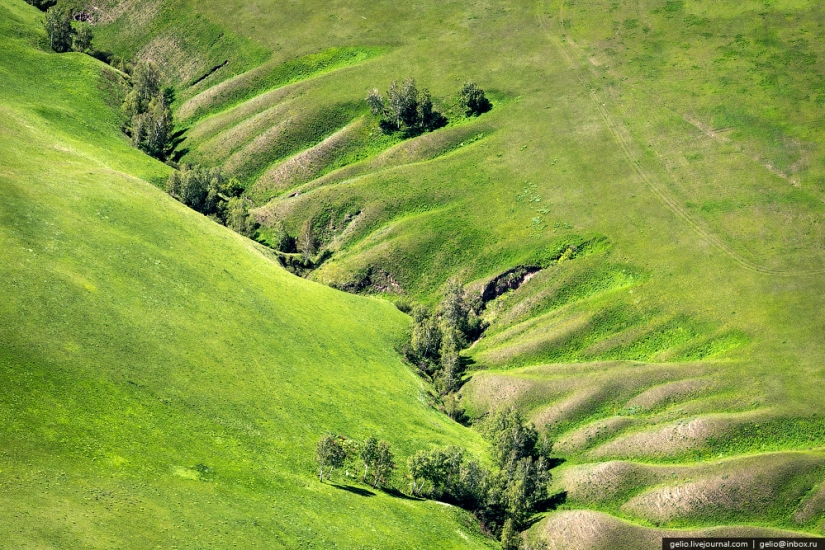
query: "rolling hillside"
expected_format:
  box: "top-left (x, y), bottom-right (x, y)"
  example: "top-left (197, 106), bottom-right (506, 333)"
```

top-left (4, 0), bottom-right (825, 547)
top-left (0, 2), bottom-right (494, 547)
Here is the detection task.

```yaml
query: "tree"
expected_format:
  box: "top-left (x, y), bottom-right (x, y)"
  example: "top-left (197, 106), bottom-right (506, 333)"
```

top-left (458, 81), bottom-right (492, 116)
top-left (370, 440), bottom-right (396, 488)
top-left (368, 78), bottom-right (445, 134)
top-left (410, 306), bottom-right (442, 365)
top-left (121, 60), bottom-right (171, 159)
top-left (360, 437), bottom-right (378, 483)
top-left (72, 23), bottom-right (93, 53)
top-left (165, 165), bottom-right (225, 214)
top-left (44, 6), bottom-right (73, 53)
top-left (407, 450), bottom-right (432, 496)
top-left (224, 197), bottom-right (259, 238)
top-left (132, 60), bottom-right (162, 106)
top-left (438, 278), bottom-right (470, 343)
top-left (134, 93), bottom-right (172, 158)
top-left (366, 88), bottom-right (384, 117)
top-left (272, 220), bottom-right (297, 253)
top-left (485, 407), bottom-right (539, 470)
top-left (500, 518), bottom-right (522, 550)
top-left (315, 434), bottom-right (346, 482)
top-left (437, 331), bottom-right (461, 394)
top-left (298, 219), bottom-right (317, 263)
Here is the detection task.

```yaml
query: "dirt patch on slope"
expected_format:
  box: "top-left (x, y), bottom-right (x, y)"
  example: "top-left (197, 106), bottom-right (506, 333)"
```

top-left (556, 416), bottom-right (635, 453)
top-left (624, 378), bottom-right (713, 410)
top-left (256, 119), bottom-right (364, 191)
top-left (537, 510), bottom-right (806, 550)
top-left (794, 482), bottom-right (825, 524)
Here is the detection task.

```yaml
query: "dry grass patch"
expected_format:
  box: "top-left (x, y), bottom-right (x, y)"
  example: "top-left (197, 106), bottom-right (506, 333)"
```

top-left (534, 510), bottom-right (807, 550)
top-left (223, 118), bottom-right (293, 176)
top-left (183, 85), bottom-right (298, 144)
top-left (558, 460), bottom-right (654, 504)
top-left (556, 416), bottom-right (636, 453)
top-left (587, 412), bottom-right (765, 460)
top-left (474, 311), bottom-right (592, 367)
top-left (196, 102), bottom-right (295, 163)
top-left (90, 0), bottom-right (163, 26)
top-left (620, 452), bottom-right (825, 524)
top-left (138, 34), bottom-right (203, 85)
top-left (255, 119), bottom-right (366, 192)
top-left (794, 482), bottom-right (825, 524)
top-left (285, 122), bottom-right (495, 195)
top-left (624, 378), bottom-right (714, 411)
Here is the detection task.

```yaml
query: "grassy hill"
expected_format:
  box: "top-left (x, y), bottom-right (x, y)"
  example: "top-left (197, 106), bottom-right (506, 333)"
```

top-left (0, 2), bottom-right (494, 547)
top-left (4, 0), bottom-right (825, 546)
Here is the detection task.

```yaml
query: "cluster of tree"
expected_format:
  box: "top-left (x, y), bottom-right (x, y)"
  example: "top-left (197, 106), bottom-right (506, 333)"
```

top-left (407, 408), bottom-right (553, 547)
top-left (42, 5), bottom-right (93, 54)
top-left (457, 81), bottom-right (492, 117)
top-left (165, 165), bottom-right (259, 238)
top-left (314, 435), bottom-right (396, 488)
top-left (122, 61), bottom-right (173, 159)
top-left (366, 78), bottom-right (447, 135)
top-left (404, 279), bottom-right (485, 395)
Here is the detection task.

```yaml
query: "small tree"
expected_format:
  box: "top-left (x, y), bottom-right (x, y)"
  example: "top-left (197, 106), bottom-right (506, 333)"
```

top-left (272, 220), bottom-right (296, 253)
top-left (225, 197), bottom-right (259, 238)
top-left (315, 434), bottom-right (346, 482)
top-left (365, 88), bottom-right (384, 117)
top-left (407, 450), bottom-right (432, 496)
top-left (72, 23), bottom-right (93, 53)
top-left (44, 6), bottom-right (73, 53)
top-left (298, 219), bottom-right (317, 263)
top-left (410, 306), bottom-right (442, 366)
top-left (500, 518), bottom-right (522, 550)
top-left (360, 437), bottom-right (378, 483)
top-left (458, 81), bottom-right (492, 116)
top-left (134, 93), bottom-right (172, 159)
top-left (132, 60), bottom-right (162, 106)
top-left (370, 440), bottom-right (396, 488)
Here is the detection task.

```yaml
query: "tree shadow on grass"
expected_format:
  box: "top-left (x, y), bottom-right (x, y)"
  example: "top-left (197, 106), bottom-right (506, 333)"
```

top-left (380, 487), bottom-right (423, 501)
top-left (330, 484), bottom-right (376, 497)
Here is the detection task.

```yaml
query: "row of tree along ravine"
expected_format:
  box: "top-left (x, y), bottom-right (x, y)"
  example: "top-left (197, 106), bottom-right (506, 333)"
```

top-left (315, 406), bottom-right (557, 550)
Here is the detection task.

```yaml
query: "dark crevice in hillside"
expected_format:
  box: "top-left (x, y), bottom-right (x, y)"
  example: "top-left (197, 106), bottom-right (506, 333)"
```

top-left (478, 265), bottom-right (542, 310)
top-left (191, 60), bottom-right (228, 87)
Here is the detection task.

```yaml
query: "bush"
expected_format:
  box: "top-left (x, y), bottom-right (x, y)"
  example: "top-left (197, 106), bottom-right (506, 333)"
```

top-left (224, 197), bottom-right (259, 238)
top-left (72, 23), bottom-right (93, 53)
top-left (458, 81), bottom-right (492, 116)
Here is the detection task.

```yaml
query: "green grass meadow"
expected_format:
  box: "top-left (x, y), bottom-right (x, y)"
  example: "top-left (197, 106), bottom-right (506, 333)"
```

top-left (0, 3), bottom-right (494, 547)
top-left (3, 0), bottom-right (825, 546)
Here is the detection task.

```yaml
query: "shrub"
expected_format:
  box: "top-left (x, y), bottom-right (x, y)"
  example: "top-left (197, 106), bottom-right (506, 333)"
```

top-left (458, 81), bottom-right (492, 116)
top-left (72, 23), bottom-right (93, 53)
top-left (224, 197), bottom-right (259, 238)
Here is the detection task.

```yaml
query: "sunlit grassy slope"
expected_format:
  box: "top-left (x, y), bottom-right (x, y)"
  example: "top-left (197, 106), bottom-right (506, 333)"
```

top-left (0, 3), bottom-right (494, 548)
top-left (9, 0), bottom-right (825, 545)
